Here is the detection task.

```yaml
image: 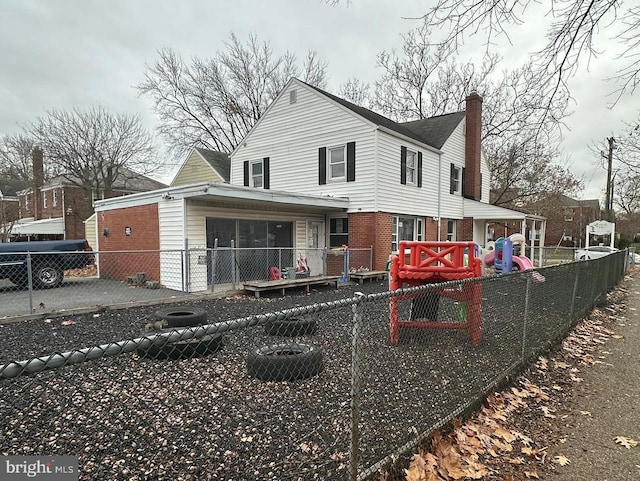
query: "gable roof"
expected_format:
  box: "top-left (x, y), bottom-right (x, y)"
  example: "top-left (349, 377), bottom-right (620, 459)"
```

top-left (194, 147), bottom-right (230, 182)
top-left (24, 167), bottom-right (167, 193)
top-left (302, 81), bottom-right (465, 150)
top-left (400, 112), bottom-right (467, 150)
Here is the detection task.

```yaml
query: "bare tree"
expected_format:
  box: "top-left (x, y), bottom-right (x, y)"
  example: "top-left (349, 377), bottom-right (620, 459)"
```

top-left (138, 33), bottom-right (328, 156)
top-left (365, 23), bottom-right (578, 206)
top-left (421, 0), bottom-right (640, 106)
top-left (25, 107), bottom-right (157, 211)
top-left (0, 134), bottom-right (40, 194)
top-left (338, 77), bottom-right (372, 107)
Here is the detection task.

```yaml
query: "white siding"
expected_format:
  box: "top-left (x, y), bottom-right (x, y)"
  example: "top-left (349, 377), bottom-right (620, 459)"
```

top-left (172, 151), bottom-right (223, 186)
top-left (183, 200), bottom-right (325, 291)
top-left (231, 81), bottom-right (377, 212)
top-left (480, 152), bottom-right (490, 203)
top-left (158, 199), bottom-right (185, 291)
top-left (438, 121), bottom-right (466, 219)
top-left (375, 130), bottom-right (439, 216)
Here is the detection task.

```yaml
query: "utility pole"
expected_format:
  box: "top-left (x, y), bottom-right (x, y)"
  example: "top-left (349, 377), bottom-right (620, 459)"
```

top-left (604, 136), bottom-right (615, 222)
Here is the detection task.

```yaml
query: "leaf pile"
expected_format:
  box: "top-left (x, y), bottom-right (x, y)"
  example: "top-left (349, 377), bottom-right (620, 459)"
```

top-left (396, 276), bottom-right (634, 481)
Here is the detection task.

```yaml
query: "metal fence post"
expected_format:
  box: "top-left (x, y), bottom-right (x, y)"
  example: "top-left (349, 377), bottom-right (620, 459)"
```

top-left (570, 261), bottom-right (580, 322)
top-left (210, 238), bottom-right (218, 293)
top-left (369, 246), bottom-right (373, 271)
top-left (521, 274), bottom-right (532, 362)
top-left (231, 239), bottom-right (237, 289)
top-left (26, 252), bottom-right (34, 314)
top-left (278, 248), bottom-right (282, 273)
top-left (349, 293), bottom-right (365, 481)
top-left (184, 239), bottom-right (190, 293)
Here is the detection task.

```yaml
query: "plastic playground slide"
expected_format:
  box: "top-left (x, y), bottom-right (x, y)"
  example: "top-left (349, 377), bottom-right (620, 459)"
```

top-left (512, 256), bottom-right (533, 271)
top-left (483, 249), bottom-right (495, 266)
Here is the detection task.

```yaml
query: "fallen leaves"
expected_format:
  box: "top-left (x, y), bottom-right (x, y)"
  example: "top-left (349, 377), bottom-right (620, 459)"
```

top-left (614, 436), bottom-right (638, 449)
top-left (553, 455), bottom-right (571, 466)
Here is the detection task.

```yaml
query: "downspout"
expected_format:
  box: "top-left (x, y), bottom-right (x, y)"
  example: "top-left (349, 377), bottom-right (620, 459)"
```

top-left (374, 128), bottom-right (379, 212)
top-left (437, 152), bottom-right (442, 241)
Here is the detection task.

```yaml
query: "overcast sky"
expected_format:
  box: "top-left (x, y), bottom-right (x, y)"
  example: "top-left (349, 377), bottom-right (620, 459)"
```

top-left (1, 0), bottom-right (637, 201)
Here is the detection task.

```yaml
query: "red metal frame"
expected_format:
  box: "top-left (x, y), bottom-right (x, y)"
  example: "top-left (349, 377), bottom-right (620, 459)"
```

top-left (389, 241), bottom-right (483, 346)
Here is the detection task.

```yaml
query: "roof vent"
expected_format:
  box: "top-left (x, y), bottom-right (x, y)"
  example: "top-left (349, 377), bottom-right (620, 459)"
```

top-left (289, 90), bottom-right (297, 104)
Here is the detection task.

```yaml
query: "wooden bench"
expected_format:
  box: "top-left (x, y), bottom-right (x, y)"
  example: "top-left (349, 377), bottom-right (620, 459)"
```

top-left (243, 276), bottom-right (341, 298)
top-left (349, 270), bottom-right (388, 284)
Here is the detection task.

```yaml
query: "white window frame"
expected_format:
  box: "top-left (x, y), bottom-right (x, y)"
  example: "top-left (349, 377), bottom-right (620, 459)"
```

top-left (43, 191), bottom-right (47, 209)
top-left (250, 160), bottom-right (263, 188)
top-left (392, 215), bottom-right (424, 252)
top-left (53, 190), bottom-right (58, 207)
top-left (406, 150), bottom-right (417, 185)
top-left (328, 145), bottom-right (346, 181)
top-left (447, 220), bottom-right (456, 241)
top-left (451, 165), bottom-right (462, 194)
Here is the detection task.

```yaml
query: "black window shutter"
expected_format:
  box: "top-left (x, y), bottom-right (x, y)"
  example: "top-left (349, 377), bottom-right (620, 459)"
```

top-left (417, 152), bottom-right (423, 188)
top-left (346, 142), bottom-right (356, 182)
top-left (263, 157), bottom-right (270, 189)
top-left (449, 163), bottom-right (455, 194)
top-left (243, 161), bottom-right (249, 187)
top-left (462, 167), bottom-right (466, 195)
top-left (319, 148), bottom-right (327, 185)
top-left (400, 146), bottom-right (407, 185)
top-left (479, 172), bottom-right (482, 198)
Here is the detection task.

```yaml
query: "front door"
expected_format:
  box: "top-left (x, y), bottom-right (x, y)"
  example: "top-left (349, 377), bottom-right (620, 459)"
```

top-left (307, 220), bottom-right (325, 275)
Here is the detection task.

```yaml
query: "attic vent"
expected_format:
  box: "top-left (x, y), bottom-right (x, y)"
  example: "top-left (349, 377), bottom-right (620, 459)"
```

top-left (289, 90), bottom-right (297, 104)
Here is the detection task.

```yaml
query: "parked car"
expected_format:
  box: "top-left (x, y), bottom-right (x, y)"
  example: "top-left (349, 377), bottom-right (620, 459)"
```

top-left (574, 246), bottom-right (618, 261)
top-left (0, 239), bottom-right (94, 289)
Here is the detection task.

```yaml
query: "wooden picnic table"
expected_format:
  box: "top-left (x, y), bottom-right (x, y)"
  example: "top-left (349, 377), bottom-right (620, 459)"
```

top-left (243, 276), bottom-right (341, 298)
top-left (349, 270), bottom-right (388, 284)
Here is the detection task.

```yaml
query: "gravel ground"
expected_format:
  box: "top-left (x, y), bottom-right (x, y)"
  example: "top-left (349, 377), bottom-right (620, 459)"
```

top-left (0, 270), bottom-right (599, 481)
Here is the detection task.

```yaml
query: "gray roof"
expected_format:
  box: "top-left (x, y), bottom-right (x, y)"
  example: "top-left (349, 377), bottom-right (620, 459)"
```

top-left (194, 147), bottom-right (230, 182)
top-left (303, 81), bottom-right (464, 150)
top-left (44, 167), bottom-right (166, 192)
top-left (400, 112), bottom-right (467, 150)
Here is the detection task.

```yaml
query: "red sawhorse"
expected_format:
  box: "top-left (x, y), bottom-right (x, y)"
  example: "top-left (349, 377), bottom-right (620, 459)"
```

top-left (389, 241), bottom-right (483, 346)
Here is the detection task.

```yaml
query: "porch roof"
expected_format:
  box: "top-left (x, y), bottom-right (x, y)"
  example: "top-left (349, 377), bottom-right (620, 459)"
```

top-left (11, 217), bottom-right (65, 235)
top-left (462, 198), bottom-right (545, 222)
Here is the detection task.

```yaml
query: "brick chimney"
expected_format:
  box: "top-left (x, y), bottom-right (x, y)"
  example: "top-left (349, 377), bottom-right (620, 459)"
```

top-left (32, 147), bottom-right (44, 220)
top-left (464, 91), bottom-right (483, 201)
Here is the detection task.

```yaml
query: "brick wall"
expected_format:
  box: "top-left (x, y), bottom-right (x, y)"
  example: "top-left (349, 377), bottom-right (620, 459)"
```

top-left (459, 218), bottom-right (474, 241)
top-left (97, 204), bottom-right (160, 282)
top-left (348, 212), bottom-right (393, 271)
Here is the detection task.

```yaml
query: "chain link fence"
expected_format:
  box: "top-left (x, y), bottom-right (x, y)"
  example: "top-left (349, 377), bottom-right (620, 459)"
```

top-left (0, 247), bottom-right (373, 319)
top-left (0, 251), bottom-right (629, 480)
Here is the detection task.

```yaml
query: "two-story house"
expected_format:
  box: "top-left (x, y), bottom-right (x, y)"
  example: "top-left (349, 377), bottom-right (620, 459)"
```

top-left (12, 147), bottom-right (166, 244)
top-left (94, 78), bottom-right (542, 292)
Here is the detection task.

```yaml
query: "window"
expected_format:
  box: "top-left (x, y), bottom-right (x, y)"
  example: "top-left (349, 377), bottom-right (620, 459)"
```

top-left (447, 220), bottom-right (456, 241)
top-left (329, 217), bottom-right (348, 248)
top-left (43, 191), bottom-right (47, 209)
top-left (564, 208), bottom-right (574, 221)
top-left (289, 90), bottom-right (297, 104)
top-left (392, 216), bottom-right (424, 251)
top-left (53, 190), bottom-right (58, 207)
top-left (250, 160), bottom-right (263, 188)
top-left (328, 145), bottom-right (346, 180)
top-left (243, 158), bottom-right (269, 189)
top-left (319, 143), bottom-right (355, 184)
top-left (450, 164), bottom-right (461, 194)
top-left (406, 150), bottom-right (416, 185)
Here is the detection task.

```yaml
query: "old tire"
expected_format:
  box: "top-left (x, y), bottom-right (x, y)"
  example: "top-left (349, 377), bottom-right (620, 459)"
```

top-left (247, 343), bottom-right (323, 382)
top-left (154, 307), bottom-right (207, 328)
top-left (264, 317), bottom-right (317, 336)
top-left (137, 330), bottom-right (223, 360)
top-left (33, 264), bottom-right (64, 289)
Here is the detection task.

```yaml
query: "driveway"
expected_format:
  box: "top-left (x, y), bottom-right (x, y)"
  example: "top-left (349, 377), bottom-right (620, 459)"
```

top-left (0, 277), bottom-right (194, 321)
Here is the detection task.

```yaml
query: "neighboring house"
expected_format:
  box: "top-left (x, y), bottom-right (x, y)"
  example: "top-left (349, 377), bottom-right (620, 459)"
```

top-left (171, 147), bottom-right (230, 186)
top-left (94, 78), bottom-right (544, 292)
top-left (13, 148), bottom-right (166, 242)
top-left (522, 194), bottom-right (600, 247)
